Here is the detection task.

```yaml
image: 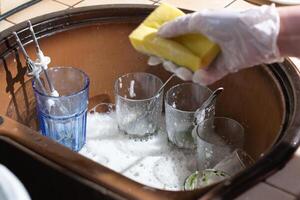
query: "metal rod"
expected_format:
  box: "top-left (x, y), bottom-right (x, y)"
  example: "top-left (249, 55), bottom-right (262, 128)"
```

top-left (27, 20), bottom-right (41, 53)
top-left (156, 74), bottom-right (176, 95)
top-left (43, 70), bottom-right (55, 93)
top-left (27, 20), bottom-right (56, 94)
top-left (12, 32), bottom-right (30, 61)
top-left (13, 31), bottom-right (47, 93)
top-left (195, 87), bottom-right (224, 115)
top-left (36, 75), bottom-right (47, 94)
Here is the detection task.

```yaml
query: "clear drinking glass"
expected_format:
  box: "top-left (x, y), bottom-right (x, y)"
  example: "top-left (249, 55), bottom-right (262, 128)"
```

top-left (33, 67), bottom-right (89, 152)
top-left (213, 148), bottom-right (254, 176)
top-left (195, 117), bottom-right (244, 170)
top-left (184, 149), bottom-right (254, 190)
top-left (165, 83), bottom-right (212, 149)
top-left (115, 72), bottom-right (163, 137)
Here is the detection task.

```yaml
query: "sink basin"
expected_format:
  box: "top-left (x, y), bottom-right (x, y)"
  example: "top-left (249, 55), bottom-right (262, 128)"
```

top-left (0, 4), bottom-right (300, 200)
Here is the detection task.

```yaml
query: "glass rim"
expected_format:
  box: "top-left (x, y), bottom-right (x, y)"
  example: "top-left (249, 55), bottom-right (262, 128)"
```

top-left (165, 82), bottom-right (212, 114)
top-left (89, 102), bottom-right (115, 114)
top-left (114, 72), bottom-right (163, 102)
top-left (196, 117), bottom-right (244, 146)
top-left (32, 66), bottom-right (90, 99)
top-left (37, 107), bottom-right (87, 119)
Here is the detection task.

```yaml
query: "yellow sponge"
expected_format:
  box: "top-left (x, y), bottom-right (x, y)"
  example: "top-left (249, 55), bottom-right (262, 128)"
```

top-left (129, 3), bottom-right (220, 72)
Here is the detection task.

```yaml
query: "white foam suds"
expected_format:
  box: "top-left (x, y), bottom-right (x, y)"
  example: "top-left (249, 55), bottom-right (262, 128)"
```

top-left (79, 111), bottom-right (197, 191)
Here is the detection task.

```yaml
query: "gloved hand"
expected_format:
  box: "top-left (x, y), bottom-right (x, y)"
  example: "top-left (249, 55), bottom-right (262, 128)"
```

top-left (155, 4), bottom-right (284, 85)
top-left (148, 56), bottom-right (194, 81)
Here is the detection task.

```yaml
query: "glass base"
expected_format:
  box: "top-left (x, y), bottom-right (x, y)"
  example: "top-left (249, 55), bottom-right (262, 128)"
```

top-left (39, 111), bottom-right (87, 152)
top-left (118, 126), bottom-right (158, 142)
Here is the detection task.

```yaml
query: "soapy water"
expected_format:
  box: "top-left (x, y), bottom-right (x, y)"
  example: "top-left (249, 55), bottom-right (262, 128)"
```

top-left (79, 111), bottom-right (197, 191)
top-left (116, 106), bottom-right (157, 136)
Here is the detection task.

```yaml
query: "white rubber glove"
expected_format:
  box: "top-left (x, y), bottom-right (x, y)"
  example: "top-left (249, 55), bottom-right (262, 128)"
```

top-left (156, 4), bottom-right (283, 85)
top-left (148, 56), bottom-right (193, 81)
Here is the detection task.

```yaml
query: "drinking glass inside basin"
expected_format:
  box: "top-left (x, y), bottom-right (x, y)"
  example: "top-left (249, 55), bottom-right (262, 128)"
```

top-left (1, 15), bottom-right (288, 200)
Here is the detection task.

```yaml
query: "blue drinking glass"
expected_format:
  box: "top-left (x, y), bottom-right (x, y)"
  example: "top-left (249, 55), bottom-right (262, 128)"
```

top-left (33, 67), bottom-right (89, 151)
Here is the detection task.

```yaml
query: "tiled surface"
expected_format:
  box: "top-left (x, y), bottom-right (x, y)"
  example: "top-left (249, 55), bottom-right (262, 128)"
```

top-left (266, 148), bottom-right (300, 196)
top-left (0, 20), bottom-right (14, 32)
top-left (6, 0), bottom-right (68, 24)
top-left (226, 0), bottom-right (257, 10)
top-left (75, 0), bottom-right (153, 7)
top-left (54, 0), bottom-right (83, 6)
top-left (236, 182), bottom-right (296, 200)
top-left (159, 0), bottom-right (236, 10)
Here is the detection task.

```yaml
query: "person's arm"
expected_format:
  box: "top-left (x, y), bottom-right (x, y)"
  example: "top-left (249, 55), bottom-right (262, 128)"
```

top-left (278, 6), bottom-right (300, 57)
